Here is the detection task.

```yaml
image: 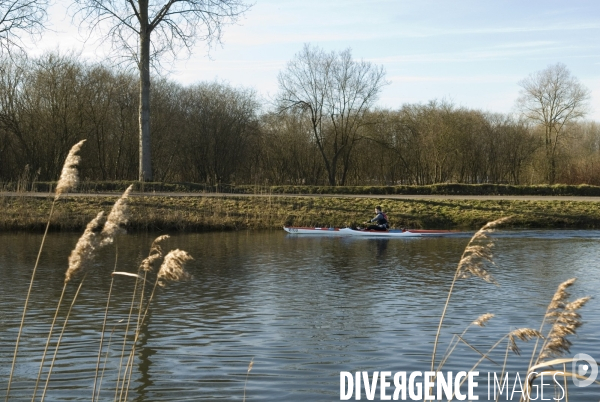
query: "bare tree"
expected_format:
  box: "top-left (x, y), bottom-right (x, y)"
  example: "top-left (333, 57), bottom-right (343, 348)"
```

top-left (72, 0), bottom-right (251, 181)
top-left (517, 63), bottom-right (591, 183)
top-left (278, 44), bottom-right (387, 186)
top-left (0, 0), bottom-right (48, 53)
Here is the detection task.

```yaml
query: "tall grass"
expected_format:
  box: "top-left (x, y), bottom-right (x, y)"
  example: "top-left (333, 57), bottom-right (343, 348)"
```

top-left (5, 142), bottom-right (194, 402)
top-left (431, 218), bottom-right (597, 402)
top-left (6, 139), bottom-right (86, 402)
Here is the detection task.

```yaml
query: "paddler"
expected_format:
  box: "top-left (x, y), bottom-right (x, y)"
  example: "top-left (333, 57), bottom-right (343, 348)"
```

top-left (365, 206), bottom-right (389, 231)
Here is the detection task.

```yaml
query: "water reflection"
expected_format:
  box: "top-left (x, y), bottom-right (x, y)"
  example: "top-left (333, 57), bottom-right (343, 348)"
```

top-left (374, 239), bottom-right (389, 259)
top-left (0, 230), bottom-right (599, 401)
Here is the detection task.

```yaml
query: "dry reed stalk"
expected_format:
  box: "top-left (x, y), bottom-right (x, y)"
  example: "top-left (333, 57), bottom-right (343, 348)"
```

top-left (115, 236), bottom-right (170, 402)
top-left (30, 276), bottom-right (69, 402)
top-left (527, 278), bottom-right (577, 369)
top-left (430, 217), bottom-right (509, 375)
top-left (563, 362), bottom-right (569, 402)
top-left (522, 281), bottom-right (589, 402)
top-left (95, 321), bottom-right (121, 402)
top-left (117, 236), bottom-right (169, 400)
top-left (33, 212), bottom-right (104, 400)
top-left (92, 187), bottom-right (133, 402)
top-left (114, 269), bottom-right (148, 402)
top-left (35, 187), bottom-right (131, 401)
top-left (91, 247), bottom-right (119, 402)
top-left (437, 313), bottom-right (495, 372)
top-left (120, 249), bottom-right (193, 402)
top-left (522, 357), bottom-right (600, 402)
top-left (39, 276), bottom-right (86, 402)
top-left (6, 140), bottom-right (86, 402)
top-left (496, 343), bottom-right (512, 402)
top-left (114, 279), bottom-right (143, 402)
top-left (450, 327), bottom-right (542, 401)
top-left (243, 359), bottom-right (254, 402)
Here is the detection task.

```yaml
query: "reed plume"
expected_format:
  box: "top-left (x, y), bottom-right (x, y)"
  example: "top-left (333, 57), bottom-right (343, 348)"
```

top-left (140, 235), bottom-right (170, 272)
top-left (547, 278), bottom-right (577, 311)
top-left (537, 296), bottom-right (591, 362)
top-left (527, 278), bottom-right (579, 368)
top-left (114, 235), bottom-right (169, 401)
top-left (99, 185), bottom-right (133, 247)
top-left (157, 249), bottom-right (193, 286)
top-left (55, 139), bottom-right (86, 200)
top-left (90, 186), bottom-right (133, 401)
top-left (522, 281), bottom-right (590, 402)
top-left (243, 359), bottom-right (254, 402)
top-left (65, 186), bottom-right (132, 283)
top-left (37, 186), bottom-right (133, 401)
top-left (119, 245), bottom-right (193, 402)
top-left (456, 217), bottom-right (511, 284)
top-left (32, 211), bottom-right (105, 401)
top-left (473, 313), bottom-right (495, 327)
top-left (65, 211), bottom-right (106, 283)
top-left (508, 328), bottom-right (544, 355)
top-left (7, 140), bottom-right (86, 402)
top-left (430, 217), bottom-right (509, 373)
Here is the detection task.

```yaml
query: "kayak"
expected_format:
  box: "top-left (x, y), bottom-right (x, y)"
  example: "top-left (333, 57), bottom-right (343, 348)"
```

top-left (283, 226), bottom-right (458, 237)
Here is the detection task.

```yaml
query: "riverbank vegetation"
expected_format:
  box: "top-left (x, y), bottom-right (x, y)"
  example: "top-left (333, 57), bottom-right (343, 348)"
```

top-left (431, 219), bottom-right (593, 401)
top-left (0, 53), bottom-right (597, 189)
top-left (6, 142), bottom-right (195, 402)
top-left (3, 194), bottom-right (600, 232)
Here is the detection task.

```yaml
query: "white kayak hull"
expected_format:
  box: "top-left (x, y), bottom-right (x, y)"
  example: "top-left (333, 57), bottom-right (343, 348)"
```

top-left (283, 226), bottom-right (457, 237)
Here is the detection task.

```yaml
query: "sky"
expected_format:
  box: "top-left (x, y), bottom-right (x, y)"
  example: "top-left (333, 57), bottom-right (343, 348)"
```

top-left (29, 0), bottom-right (600, 119)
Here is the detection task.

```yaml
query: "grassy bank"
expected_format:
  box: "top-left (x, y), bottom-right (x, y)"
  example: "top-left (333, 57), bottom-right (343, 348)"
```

top-left (8, 181), bottom-right (600, 196)
top-left (2, 194), bottom-right (600, 232)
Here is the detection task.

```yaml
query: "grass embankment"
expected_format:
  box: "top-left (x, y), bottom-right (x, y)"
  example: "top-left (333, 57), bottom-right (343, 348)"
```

top-left (2, 194), bottom-right (600, 232)
top-left (11, 181), bottom-right (600, 196)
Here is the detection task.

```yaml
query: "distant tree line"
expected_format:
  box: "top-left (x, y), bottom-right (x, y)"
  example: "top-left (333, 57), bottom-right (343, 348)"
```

top-left (0, 52), bottom-right (598, 187)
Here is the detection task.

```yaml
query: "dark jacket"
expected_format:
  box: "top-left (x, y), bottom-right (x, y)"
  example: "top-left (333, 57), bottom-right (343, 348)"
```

top-left (370, 212), bottom-right (388, 227)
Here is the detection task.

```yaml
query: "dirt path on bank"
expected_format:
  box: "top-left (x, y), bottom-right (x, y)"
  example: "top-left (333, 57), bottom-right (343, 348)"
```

top-left (3, 191), bottom-right (600, 202)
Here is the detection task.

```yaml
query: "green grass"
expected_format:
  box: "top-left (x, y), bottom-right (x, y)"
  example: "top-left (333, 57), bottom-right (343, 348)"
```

top-left (3, 195), bottom-right (600, 232)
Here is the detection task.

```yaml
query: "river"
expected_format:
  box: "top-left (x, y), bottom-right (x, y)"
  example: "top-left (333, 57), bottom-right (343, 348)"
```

top-left (1, 230), bottom-right (599, 401)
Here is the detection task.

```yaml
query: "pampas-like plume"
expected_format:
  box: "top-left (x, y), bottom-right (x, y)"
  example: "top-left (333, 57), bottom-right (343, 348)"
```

top-left (538, 296), bottom-right (591, 361)
top-left (118, 247), bottom-right (192, 400)
top-left (140, 235), bottom-right (170, 272)
top-left (100, 185), bottom-right (133, 247)
top-left (456, 217), bottom-right (510, 284)
top-left (157, 249), bottom-right (193, 286)
top-left (55, 140), bottom-right (86, 200)
top-left (66, 186), bottom-right (133, 282)
top-left (547, 277), bottom-right (577, 312)
top-left (65, 212), bottom-right (105, 283)
top-left (431, 217), bottom-right (509, 373)
top-left (472, 313), bottom-right (495, 327)
top-left (243, 358), bottom-right (254, 402)
top-left (508, 328), bottom-right (543, 355)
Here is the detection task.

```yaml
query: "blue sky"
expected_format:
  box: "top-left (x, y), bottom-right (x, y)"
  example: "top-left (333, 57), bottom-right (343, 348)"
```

top-left (38, 0), bottom-right (600, 119)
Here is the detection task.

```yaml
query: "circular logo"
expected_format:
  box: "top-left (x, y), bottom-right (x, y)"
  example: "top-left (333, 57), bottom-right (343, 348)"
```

top-left (571, 353), bottom-right (598, 387)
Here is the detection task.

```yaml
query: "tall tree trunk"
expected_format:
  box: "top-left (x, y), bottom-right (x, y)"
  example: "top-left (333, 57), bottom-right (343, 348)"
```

top-left (138, 7), bottom-right (152, 182)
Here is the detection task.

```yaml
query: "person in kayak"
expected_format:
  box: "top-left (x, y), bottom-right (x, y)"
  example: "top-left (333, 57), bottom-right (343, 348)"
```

top-left (365, 206), bottom-right (389, 231)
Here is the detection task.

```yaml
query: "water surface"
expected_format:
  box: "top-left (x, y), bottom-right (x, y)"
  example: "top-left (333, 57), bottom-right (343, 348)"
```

top-left (1, 230), bottom-right (599, 401)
